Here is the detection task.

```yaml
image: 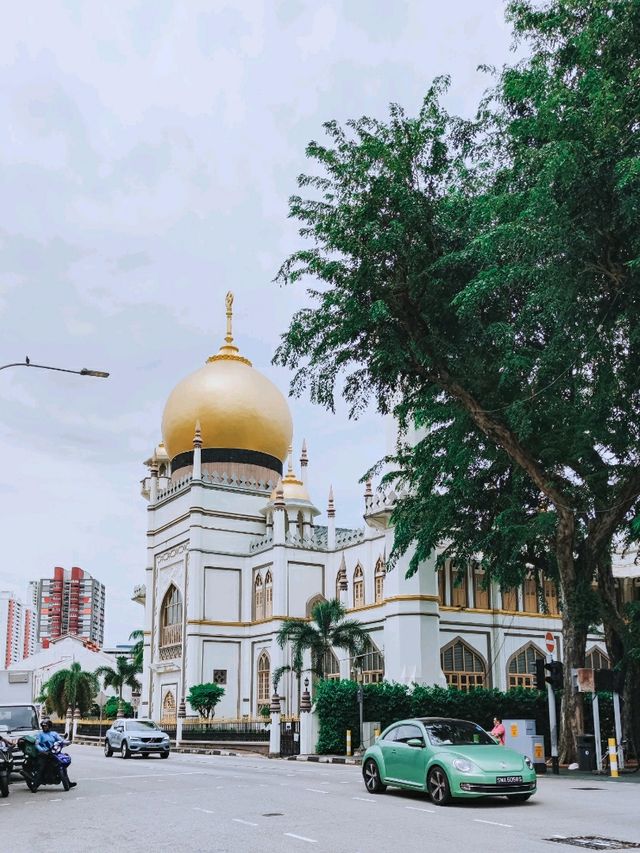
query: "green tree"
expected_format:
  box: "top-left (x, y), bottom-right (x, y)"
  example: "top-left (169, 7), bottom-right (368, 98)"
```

top-left (40, 662), bottom-right (99, 718)
top-left (100, 696), bottom-right (134, 719)
top-left (95, 656), bottom-right (141, 705)
top-left (129, 629), bottom-right (144, 672)
top-left (276, 599), bottom-right (369, 686)
top-left (274, 1), bottom-right (640, 759)
top-left (187, 683), bottom-right (225, 720)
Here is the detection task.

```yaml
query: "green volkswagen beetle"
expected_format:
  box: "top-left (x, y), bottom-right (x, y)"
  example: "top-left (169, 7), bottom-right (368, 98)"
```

top-left (362, 717), bottom-right (537, 806)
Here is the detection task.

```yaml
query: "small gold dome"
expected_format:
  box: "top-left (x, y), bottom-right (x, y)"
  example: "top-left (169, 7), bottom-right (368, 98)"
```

top-left (269, 451), bottom-right (311, 503)
top-left (161, 294), bottom-right (293, 462)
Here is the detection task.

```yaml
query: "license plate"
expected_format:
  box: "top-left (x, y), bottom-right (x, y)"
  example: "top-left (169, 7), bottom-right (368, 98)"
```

top-left (496, 775), bottom-right (522, 784)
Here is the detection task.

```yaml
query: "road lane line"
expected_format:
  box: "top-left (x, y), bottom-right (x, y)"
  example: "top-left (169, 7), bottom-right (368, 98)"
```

top-left (474, 820), bottom-right (513, 828)
top-left (233, 818), bottom-right (258, 826)
top-left (284, 833), bottom-right (317, 844)
top-left (305, 788), bottom-right (329, 794)
top-left (193, 807), bottom-right (215, 814)
top-left (352, 796), bottom-right (375, 803)
top-left (406, 806), bottom-right (436, 814)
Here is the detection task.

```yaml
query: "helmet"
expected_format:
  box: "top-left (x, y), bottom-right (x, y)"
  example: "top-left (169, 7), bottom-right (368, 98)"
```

top-left (40, 718), bottom-right (52, 731)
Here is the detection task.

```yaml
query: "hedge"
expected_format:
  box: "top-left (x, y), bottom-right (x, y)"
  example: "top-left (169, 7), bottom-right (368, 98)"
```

top-left (313, 680), bottom-right (615, 756)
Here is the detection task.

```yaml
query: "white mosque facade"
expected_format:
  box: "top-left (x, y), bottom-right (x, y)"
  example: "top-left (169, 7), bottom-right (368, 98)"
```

top-left (134, 296), bottom-right (616, 723)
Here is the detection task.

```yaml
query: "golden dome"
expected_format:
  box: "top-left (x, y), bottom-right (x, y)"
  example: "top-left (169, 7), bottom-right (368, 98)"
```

top-left (161, 293), bottom-right (293, 463)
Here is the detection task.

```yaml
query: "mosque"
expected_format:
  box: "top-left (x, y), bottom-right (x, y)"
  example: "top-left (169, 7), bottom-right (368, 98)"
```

top-left (134, 294), bottom-right (613, 722)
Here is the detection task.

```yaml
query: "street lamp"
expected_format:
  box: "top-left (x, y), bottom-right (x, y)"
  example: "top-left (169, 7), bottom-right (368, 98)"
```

top-left (0, 360), bottom-right (109, 377)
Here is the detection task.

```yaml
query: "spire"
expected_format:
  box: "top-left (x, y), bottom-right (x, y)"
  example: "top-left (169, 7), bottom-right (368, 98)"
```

top-left (287, 445), bottom-right (294, 476)
top-left (207, 291), bottom-right (251, 366)
top-left (193, 420), bottom-right (202, 449)
top-left (364, 478), bottom-right (373, 511)
top-left (327, 485), bottom-right (335, 518)
top-left (274, 478), bottom-right (285, 510)
top-left (300, 439), bottom-right (308, 486)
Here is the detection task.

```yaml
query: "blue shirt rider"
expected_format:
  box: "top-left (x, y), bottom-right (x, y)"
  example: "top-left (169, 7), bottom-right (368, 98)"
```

top-left (30, 719), bottom-right (76, 792)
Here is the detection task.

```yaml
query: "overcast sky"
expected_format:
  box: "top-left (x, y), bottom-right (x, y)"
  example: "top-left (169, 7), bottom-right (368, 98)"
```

top-left (0, 1), bottom-right (514, 644)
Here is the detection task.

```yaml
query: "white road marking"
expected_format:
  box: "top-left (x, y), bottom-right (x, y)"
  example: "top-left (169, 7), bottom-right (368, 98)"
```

top-left (474, 819), bottom-right (513, 828)
top-left (81, 771), bottom-right (207, 781)
top-left (233, 818), bottom-right (258, 826)
top-left (284, 833), bottom-right (317, 844)
top-left (305, 788), bottom-right (329, 794)
top-left (48, 798), bottom-right (62, 802)
top-left (352, 796), bottom-right (375, 803)
top-left (406, 806), bottom-right (436, 814)
top-left (193, 807), bottom-right (215, 814)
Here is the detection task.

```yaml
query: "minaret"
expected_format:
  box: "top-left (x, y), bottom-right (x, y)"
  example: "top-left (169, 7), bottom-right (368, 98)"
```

top-left (273, 480), bottom-right (286, 545)
top-left (327, 486), bottom-right (336, 550)
top-left (338, 553), bottom-right (349, 608)
top-left (300, 439), bottom-right (308, 487)
top-left (150, 461), bottom-right (159, 503)
top-left (192, 420), bottom-right (202, 481)
top-left (364, 479), bottom-right (373, 512)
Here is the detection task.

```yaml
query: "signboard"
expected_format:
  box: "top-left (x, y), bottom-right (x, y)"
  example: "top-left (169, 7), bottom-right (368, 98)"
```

top-left (94, 690), bottom-right (108, 709)
top-left (545, 632), bottom-right (556, 654)
top-left (510, 723), bottom-right (519, 737)
top-left (534, 742), bottom-right (544, 760)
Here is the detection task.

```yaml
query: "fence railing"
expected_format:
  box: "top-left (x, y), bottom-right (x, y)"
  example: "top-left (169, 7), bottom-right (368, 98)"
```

top-left (72, 717), bottom-right (274, 743)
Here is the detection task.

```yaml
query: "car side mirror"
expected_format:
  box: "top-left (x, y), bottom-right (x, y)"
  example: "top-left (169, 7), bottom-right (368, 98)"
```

top-left (406, 738), bottom-right (425, 748)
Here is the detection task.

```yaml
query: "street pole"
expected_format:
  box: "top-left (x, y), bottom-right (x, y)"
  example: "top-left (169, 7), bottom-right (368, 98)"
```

top-left (547, 653), bottom-right (559, 775)
top-left (613, 691), bottom-right (624, 770)
top-left (0, 360), bottom-right (109, 377)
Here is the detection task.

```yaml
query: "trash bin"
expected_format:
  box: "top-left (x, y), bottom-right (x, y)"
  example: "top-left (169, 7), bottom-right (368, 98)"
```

top-left (577, 734), bottom-right (596, 771)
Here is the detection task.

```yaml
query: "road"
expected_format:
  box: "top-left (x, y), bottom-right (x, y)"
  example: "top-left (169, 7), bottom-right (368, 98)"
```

top-left (2, 745), bottom-right (639, 852)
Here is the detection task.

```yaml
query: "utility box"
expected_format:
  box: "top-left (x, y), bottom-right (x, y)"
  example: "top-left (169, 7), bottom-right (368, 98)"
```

top-left (577, 734), bottom-right (596, 772)
top-left (503, 719), bottom-right (546, 773)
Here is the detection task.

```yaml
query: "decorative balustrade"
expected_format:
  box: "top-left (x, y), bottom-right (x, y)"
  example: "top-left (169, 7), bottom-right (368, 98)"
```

top-left (159, 623), bottom-right (182, 660)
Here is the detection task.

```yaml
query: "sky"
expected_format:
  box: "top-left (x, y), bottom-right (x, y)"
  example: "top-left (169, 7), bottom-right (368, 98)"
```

top-left (0, 0), bottom-right (514, 644)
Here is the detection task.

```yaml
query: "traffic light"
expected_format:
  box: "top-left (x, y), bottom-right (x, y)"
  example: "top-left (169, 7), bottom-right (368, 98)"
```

top-left (535, 659), bottom-right (564, 691)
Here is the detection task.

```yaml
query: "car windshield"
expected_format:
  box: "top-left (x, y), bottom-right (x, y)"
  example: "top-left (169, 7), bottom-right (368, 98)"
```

top-left (424, 720), bottom-right (495, 746)
top-left (126, 721), bottom-right (159, 731)
top-left (0, 706), bottom-right (38, 732)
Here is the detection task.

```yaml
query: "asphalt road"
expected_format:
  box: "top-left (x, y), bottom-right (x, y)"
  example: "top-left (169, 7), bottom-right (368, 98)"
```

top-left (2, 745), bottom-right (639, 852)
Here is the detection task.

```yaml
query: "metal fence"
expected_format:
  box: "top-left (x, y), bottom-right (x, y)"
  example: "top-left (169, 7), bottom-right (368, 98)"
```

top-left (181, 721), bottom-right (270, 742)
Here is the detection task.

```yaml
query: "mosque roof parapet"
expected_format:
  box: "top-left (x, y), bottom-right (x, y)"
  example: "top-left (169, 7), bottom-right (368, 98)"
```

top-left (154, 471), bottom-right (276, 504)
top-left (335, 527), bottom-right (366, 547)
top-left (249, 532), bottom-right (274, 553)
top-left (285, 530), bottom-right (323, 550)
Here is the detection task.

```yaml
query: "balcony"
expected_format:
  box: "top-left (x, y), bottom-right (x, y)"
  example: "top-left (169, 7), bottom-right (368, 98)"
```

top-left (159, 623), bottom-right (182, 661)
top-left (131, 584), bottom-right (146, 605)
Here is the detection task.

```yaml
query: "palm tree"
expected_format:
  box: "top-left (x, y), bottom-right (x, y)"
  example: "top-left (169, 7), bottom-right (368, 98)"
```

top-left (276, 598), bottom-right (369, 684)
top-left (95, 655), bottom-right (141, 707)
top-left (129, 629), bottom-right (144, 672)
top-left (41, 662), bottom-right (99, 718)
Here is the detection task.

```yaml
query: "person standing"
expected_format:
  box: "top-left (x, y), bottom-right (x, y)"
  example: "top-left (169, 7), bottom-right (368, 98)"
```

top-left (490, 716), bottom-right (506, 745)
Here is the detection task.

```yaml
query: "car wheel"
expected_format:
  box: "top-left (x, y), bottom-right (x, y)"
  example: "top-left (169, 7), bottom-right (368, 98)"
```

top-left (507, 793), bottom-right (532, 803)
top-left (121, 741), bottom-right (131, 760)
top-left (428, 766), bottom-right (452, 806)
top-left (104, 739), bottom-right (113, 757)
top-left (362, 759), bottom-right (386, 794)
top-left (160, 751), bottom-right (169, 759)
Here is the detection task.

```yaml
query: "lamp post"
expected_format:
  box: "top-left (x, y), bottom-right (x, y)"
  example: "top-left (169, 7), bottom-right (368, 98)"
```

top-left (0, 360), bottom-right (109, 377)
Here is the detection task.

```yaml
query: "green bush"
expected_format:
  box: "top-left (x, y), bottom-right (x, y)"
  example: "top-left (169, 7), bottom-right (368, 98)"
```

top-left (314, 680), bottom-right (618, 755)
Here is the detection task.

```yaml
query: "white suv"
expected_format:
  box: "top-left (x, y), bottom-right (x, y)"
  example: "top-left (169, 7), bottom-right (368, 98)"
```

top-left (104, 719), bottom-right (170, 759)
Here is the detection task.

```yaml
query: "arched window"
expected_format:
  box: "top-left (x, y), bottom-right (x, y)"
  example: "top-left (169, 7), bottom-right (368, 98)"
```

top-left (374, 558), bottom-right (385, 603)
top-left (306, 593), bottom-right (326, 618)
top-left (323, 649), bottom-right (340, 680)
top-left (257, 651), bottom-right (270, 707)
top-left (297, 511), bottom-right (305, 540)
top-left (264, 571), bottom-right (273, 619)
top-left (507, 643), bottom-right (545, 689)
top-left (441, 639), bottom-right (486, 691)
top-left (355, 638), bottom-right (384, 684)
top-left (585, 647), bottom-right (610, 670)
top-left (159, 586), bottom-right (182, 660)
top-left (254, 574), bottom-right (264, 621)
top-left (353, 563), bottom-right (365, 608)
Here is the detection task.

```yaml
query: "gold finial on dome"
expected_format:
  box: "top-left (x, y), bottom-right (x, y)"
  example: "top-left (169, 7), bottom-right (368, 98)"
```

top-left (207, 291), bottom-right (252, 366)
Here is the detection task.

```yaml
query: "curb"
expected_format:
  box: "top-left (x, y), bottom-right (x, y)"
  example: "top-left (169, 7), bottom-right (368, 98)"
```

top-left (286, 754), bottom-right (362, 765)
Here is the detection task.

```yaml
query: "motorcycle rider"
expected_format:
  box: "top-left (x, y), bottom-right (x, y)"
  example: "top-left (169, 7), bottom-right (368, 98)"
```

top-left (30, 718), bottom-right (76, 792)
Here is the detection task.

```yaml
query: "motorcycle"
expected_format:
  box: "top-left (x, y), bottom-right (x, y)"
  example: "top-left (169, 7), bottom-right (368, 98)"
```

top-left (18, 737), bottom-right (74, 792)
top-left (0, 737), bottom-right (14, 798)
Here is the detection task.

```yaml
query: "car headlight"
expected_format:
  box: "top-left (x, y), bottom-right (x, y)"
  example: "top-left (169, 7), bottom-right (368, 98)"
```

top-left (524, 756), bottom-right (534, 770)
top-left (452, 758), bottom-right (477, 773)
